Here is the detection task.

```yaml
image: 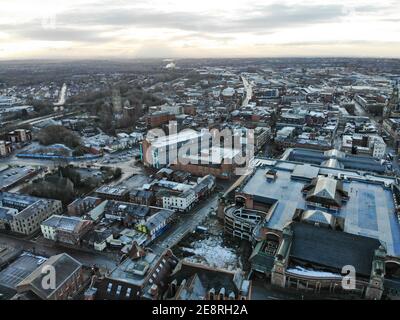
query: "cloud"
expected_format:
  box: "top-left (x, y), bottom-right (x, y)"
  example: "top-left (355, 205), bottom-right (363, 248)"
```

top-left (0, 0), bottom-right (399, 58)
top-left (18, 26), bottom-right (114, 43)
top-left (55, 3), bottom-right (350, 34)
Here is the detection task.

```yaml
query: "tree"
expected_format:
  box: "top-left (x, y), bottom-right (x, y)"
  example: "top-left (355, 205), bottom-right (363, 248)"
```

top-left (113, 168), bottom-right (122, 179)
top-left (36, 125), bottom-right (81, 148)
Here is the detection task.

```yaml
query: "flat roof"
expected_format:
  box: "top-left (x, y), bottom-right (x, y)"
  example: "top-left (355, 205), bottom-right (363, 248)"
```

top-left (0, 166), bottom-right (37, 190)
top-left (239, 160), bottom-right (400, 257)
top-left (109, 253), bottom-right (157, 286)
top-left (42, 215), bottom-right (87, 232)
top-left (150, 130), bottom-right (206, 149)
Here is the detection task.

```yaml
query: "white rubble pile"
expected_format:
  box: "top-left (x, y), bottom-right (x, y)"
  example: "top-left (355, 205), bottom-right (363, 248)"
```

top-left (181, 236), bottom-right (238, 270)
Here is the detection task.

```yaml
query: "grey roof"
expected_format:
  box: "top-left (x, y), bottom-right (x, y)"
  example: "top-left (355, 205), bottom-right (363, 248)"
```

top-left (301, 210), bottom-right (333, 226)
top-left (0, 253), bottom-right (47, 290)
top-left (288, 148), bottom-right (385, 173)
top-left (144, 209), bottom-right (175, 231)
top-left (42, 215), bottom-right (89, 232)
top-left (0, 207), bottom-right (14, 222)
top-left (321, 158), bottom-right (343, 169)
top-left (290, 222), bottom-right (381, 277)
top-left (291, 164), bottom-right (320, 180)
top-left (105, 201), bottom-right (150, 218)
top-left (17, 253), bottom-right (82, 300)
top-left (170, 262), bottom-right (241, 298)
top-left (239, 161), bottom-right (400, 257)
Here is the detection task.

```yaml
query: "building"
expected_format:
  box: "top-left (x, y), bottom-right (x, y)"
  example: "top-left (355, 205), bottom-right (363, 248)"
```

top-left (164, 261), bottom-right (252, 300)
top-left (383, 118), bottom-right (400, 152)
top-left (0, 252), bottom-right (47, 299)
top-left (15, 253), bottom-right (84, 300)
top-left (96, 185), bottom-right (130, 201)
top-left (89, 248), bottom-right (178, 300)
top-left (276, 127), bottom-right (296, 142)
top-left (141, 129), bottom-right (207, 169)
top-left (103, 200), bottom-right (151, 224)
top-left (0, 140), bottom-right (12, 157)
top-left (129, 189), bottom-right (155, 206)
top-left (355, 94), bottom-right (385, 116)
top-left (67, 196), bottom-right (102, 216)
top-left (254, 127), bottom-right (272, 151)
top-left (0, 165), bottom-right (39, 191)
top-left (268, 216), bottom-right (385, 299)
top-left (7, 129), bottom-right (32, 143)
top-left (219, 158), bottom-right (400, 299)
top-left (282, 148), bottom-right (387, 174)
top-left (160, 189), bottom-right (197, 213)
top-left (0, 192), bottom-right (62, 235)
top-left (136, 209), bottom-right (176, 242)
top-left (155, 175), bottom-right (215, 212)
top-left (144, 111), bottom-right (176, 128)
top-left (41, 215), bottom-right (93, 245)
top-left (172, 147), bottom-right (241, 180)
top-left (341, 134), bottom-right (386, 159)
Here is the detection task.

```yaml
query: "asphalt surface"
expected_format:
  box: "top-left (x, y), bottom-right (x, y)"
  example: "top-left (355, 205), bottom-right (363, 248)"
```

top-left (151, 193), bottom-right (219, 255)
top-left (0, 233), bottom-right (118, 271)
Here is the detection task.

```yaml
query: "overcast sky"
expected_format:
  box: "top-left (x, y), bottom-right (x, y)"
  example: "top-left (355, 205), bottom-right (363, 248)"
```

top-left (0, 0), bottom-right (399, 60)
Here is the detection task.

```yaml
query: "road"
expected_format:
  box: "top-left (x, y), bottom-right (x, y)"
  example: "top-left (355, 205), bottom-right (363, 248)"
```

top-left (151, 194), bottom-right (219, 255)
top-left (54, 83), bottom-right (67, 106)
top-left (353, 99), bottom-right (380, 129)
top-left (241, 75), bottom-right (253, 107)
top-left (0, 233), bottom-right (118, 271)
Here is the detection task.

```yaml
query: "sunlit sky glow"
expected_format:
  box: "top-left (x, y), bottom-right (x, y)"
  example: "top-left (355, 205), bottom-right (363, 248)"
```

top-left (0, 0), bottom-right (399, 60)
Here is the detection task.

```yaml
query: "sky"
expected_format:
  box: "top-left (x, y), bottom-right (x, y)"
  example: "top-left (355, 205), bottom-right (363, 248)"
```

top-left (0, 0), bottom-right (399, 60)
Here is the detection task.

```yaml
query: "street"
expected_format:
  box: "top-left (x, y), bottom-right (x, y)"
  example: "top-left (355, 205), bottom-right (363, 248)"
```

top-left (0, 233), bottom-right (118, 271)
top-left (241, 75), bottom-right (253, 107)
top-left (151, 194), bottom-right (219, 255)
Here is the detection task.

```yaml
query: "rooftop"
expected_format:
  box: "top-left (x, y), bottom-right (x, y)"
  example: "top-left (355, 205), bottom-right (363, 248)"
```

top-left (17, 253), bottom-right (82, 300)
top-left (0, 166), bottom-right (38, 191)
top-left (41, 215), bottom-right (91, 232)
top-left (239, 159), bottom-right (400, 257)
top-left (0, 252), bottom-right (47, 290)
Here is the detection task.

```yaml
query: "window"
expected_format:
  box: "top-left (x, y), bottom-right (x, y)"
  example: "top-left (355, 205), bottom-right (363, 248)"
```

top-left (126, 288), bottom-right (132, 298)
top-left (107, 283), bottom-right (113, 293)
top-left (116, 285), bottom-right (122, 296)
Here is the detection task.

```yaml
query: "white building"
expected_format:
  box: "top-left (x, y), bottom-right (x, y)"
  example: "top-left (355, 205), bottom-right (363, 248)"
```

top-left (370, 136), bottom-right (387, 159)
top-left (276, 127), bottom-right (296, 141)
top-left (162, 189), bottom-right (197, 212)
